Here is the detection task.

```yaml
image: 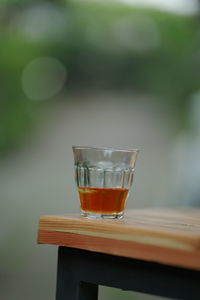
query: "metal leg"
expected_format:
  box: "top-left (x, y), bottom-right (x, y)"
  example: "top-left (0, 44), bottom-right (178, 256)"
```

top-left (56, 247), bottom-right (98, 300)
top-left (77, 282), bottom-right (99, 300)
top-left (56, 246), bottom-right (200, 300)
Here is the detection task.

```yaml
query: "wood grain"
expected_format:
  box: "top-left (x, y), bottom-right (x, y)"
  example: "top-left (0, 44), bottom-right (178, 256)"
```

top-left (37, 209), bottom-right (200, 270)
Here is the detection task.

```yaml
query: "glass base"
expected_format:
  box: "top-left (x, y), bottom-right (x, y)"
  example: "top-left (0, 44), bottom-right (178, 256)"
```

top-left (81, 211), bottom-right (124, 219)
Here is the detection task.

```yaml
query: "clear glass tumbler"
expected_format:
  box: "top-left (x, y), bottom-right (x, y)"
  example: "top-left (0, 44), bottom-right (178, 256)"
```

top-left (73, 146), bottom-right (139, 219)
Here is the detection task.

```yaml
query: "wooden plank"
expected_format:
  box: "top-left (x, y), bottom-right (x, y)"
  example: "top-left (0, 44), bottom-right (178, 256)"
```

top-left (37, 209), bottom-right (200, 270)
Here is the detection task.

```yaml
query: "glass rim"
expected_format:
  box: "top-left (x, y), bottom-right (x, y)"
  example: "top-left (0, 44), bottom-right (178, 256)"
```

top-left (72, 145), bottom-right (139, 153)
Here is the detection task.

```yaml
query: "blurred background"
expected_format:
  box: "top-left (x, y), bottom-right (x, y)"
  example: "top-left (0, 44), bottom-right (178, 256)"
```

top-left (1, 0), bottom-right (200, 299)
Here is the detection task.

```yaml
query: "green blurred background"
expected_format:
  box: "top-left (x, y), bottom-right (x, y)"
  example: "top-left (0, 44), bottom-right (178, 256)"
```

top-left (1, 0), bottom-right (200, 299)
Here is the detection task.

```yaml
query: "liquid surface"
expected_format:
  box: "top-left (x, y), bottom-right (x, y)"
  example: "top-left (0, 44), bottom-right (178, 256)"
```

top-left (78, 187), bottom-right (128, 214)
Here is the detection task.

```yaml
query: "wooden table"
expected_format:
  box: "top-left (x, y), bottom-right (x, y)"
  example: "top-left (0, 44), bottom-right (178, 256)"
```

top-left (38, 209), bottom-right (200, 299)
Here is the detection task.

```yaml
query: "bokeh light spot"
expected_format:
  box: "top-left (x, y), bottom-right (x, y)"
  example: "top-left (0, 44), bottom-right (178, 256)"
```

top-left (21, 57), bottom-right (67, 101)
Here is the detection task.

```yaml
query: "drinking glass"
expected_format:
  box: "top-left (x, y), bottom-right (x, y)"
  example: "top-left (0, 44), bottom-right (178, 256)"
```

top-left (73, 146), bottom-right (139, 219)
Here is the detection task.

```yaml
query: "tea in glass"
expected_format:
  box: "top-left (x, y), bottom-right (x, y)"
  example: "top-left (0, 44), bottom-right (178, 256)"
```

top-left (73, 146), bottom-right (138, 219)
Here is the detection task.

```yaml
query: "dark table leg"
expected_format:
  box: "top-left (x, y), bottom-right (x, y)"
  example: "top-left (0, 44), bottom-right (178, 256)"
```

top-left (56, 246), bottom-right (200, 300)
top-left (56, 248), bottom-right (98, 300)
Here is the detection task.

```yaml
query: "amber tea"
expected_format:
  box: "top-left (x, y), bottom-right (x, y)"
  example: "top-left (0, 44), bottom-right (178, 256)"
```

top-left (78, 187), bottom-right (128, 215)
